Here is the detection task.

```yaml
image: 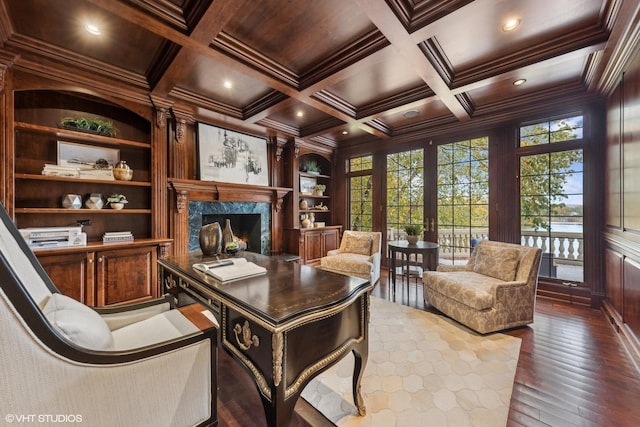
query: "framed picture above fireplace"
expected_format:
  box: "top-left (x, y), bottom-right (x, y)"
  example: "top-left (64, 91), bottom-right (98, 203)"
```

top-left (197, 123), bottom-right (269, 186)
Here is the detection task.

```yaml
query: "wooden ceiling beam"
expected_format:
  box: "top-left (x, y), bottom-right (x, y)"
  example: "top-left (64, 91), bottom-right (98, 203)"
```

top-left (353, 0), bottom-right (471, 122)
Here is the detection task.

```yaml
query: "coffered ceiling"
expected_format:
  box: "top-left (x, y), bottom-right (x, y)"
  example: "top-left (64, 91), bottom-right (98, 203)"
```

top-left (1, 0), bottom-right (637, 149)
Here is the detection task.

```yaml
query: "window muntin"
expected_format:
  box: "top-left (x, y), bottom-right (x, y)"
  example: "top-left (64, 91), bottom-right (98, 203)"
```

top-left (386, 149), bottom-right (424, 240)
top-left (519, 114), bottom-right (584, 283)
top-left (348, 156), bottom-right (373, 231)
top-left (520, 115), bottom-right (583, 146)
top-left (437, 137), bottom-right (489, 265)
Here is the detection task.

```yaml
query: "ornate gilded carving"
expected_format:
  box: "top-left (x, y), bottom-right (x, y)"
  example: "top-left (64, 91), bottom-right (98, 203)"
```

top-left (275, 197), bottom-right (284, 212)
top-left (234, 320), bottom-right (260, 350)
top-left (272, 332), bottom-right (284, 387)
top-left (164, 275), bottom-right (176, 290)
top-left (176, 191), bottom-right (187, 214)
top-left (275, 144), bottom-right (283, 162)
top-left (175, 119), bottom-right (186, 144)
top-left (0, 66), bottom-right (6, 94)
top-left (156, 108), bottom-right (166, 129)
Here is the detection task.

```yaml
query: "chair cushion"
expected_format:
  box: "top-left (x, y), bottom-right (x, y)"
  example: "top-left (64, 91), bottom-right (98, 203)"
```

top-left (424, 271), bottom-right (503, 310)
top-left (43, 293), bottom-right (114, 350)
top-left (320, 253), bottom-right (372, 276)
top-left (473, 245), bottom-right (520, 282)
top-left (341, 232), bottom-right (372, 255)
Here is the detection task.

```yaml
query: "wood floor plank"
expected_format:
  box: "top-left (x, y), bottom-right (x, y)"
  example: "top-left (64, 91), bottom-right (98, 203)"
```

top-left (214, 271), bottom-right (640, 427)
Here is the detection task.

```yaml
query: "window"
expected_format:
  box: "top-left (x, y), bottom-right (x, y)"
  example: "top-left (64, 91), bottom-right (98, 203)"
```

top-left (437, 137), bottom-right (489, 265)
top-left (348, 156), bottom-right (373, 231)
top-left (520, 115), bottom-right (583, 146)
top-left (386, 149), bottom-right (424, 240)
top-left (519, 115), bottom-right (584, 283)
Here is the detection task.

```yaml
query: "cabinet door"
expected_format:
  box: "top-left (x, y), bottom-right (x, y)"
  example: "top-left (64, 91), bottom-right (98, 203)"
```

top-left (303, 230), bottom-right (324, 264)
top-left (96, 246), bottom-right (158, 306)
top-left (38, 252), bottom-right (95, 306)
top-left (323, 229), bottom-right (341, 253)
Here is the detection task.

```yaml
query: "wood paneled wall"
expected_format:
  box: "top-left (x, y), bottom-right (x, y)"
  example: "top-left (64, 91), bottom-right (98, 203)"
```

top-left (604, 48), bottom-right (640, 359)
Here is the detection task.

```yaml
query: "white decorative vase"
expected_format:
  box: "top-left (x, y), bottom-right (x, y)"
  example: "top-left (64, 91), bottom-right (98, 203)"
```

top-left (84, 193), bottom-right (104, 210)
top-left (62, 194), bottom-right (82, 209)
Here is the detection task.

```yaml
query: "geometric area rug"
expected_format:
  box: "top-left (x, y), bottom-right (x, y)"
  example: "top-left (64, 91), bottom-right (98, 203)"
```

top-left (301, 296), bottom-right (521, 427)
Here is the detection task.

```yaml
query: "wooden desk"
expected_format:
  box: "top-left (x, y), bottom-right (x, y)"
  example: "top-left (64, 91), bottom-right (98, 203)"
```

top-left (388, 241), bottom-right (439, 300)
top-left (158, 252), bottom-right (372, 427)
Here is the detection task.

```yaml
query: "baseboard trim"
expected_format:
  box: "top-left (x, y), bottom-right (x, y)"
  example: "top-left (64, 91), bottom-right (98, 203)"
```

top-left (602, 301), bottom-right (640, 375)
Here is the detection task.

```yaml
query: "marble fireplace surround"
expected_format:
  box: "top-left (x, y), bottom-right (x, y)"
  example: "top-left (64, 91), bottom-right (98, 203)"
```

top-left (169, 179), bottom-right (290, 256)
top-left (189, 202), bottom-right (270, 254)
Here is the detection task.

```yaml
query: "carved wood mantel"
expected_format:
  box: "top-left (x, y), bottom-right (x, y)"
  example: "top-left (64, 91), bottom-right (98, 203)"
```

top-left (168, 178), bottom-right (292, 256)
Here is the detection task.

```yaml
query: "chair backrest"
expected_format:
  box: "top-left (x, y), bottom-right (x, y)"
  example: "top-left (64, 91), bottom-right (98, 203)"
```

top-left (0, 203), bottom-right (57, 308)
top-left (469, 240), bottom-right (542, 284)
top-left (339, 230), bottom-right (382, 256)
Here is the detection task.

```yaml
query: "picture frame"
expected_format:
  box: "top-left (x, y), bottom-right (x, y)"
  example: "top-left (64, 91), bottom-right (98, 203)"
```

top-left (57, 141), bottom-right (119, 168)
top-left (197, 123), bottom-right (269, 186)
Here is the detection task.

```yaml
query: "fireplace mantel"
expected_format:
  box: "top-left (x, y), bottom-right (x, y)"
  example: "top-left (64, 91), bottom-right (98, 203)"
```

top-left (168, 178), bottom-right (292, 255)
top-left (169, 178), bottom-right (291, 206)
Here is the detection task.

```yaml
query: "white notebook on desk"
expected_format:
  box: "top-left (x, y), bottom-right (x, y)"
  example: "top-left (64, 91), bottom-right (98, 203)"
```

top-left (193, 258), bottom-right (267, 282)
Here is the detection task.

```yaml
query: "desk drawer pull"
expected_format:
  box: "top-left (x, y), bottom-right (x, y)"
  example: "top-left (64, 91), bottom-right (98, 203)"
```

top-left (234, 320), bottom-right (260, 350)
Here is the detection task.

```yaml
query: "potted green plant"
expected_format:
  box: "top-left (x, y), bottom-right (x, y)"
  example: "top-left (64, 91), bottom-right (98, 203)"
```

top-left (303, 160), bottom-right (321, 174)
top-left (313, 184), bottom-right (326, 196)
top-left (59, 116), bottom-right (117, 137)
top-left (107, 193), bottom-right (128, 210)
top-left (404, 224), bottom-right (422, 245)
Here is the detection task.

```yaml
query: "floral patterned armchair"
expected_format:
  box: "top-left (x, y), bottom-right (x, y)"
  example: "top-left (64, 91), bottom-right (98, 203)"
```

top-left (320, 230), bottom-right (382, 284)
top-left (423, 240), bottom-right (542, 334)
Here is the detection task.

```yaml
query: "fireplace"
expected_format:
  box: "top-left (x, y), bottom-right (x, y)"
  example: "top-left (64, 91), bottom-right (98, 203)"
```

top-left (203, 213), bottom-right (261, 253)
top-left (188, 201), bottom-right (271, 255)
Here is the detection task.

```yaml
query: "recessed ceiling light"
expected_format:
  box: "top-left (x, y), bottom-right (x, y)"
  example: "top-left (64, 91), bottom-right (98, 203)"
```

top-left (85, 23), bottom-right (101, 36)
top-left (502, 18), bottom-right (521, 32)
top-left (403, 109), bottom-right (419, 119)
top-left (342, 130), bottom-right (348, 135)
top-left (513, 78), bottom-right (527, 86)
top-left (296, 111), bottom-right (304, 118)
top-left (223, 80), bottom-right (233, 89)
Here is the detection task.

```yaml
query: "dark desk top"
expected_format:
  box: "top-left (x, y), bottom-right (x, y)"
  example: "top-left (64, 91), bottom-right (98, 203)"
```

top-left (158, 252), bottom-right (372, 326)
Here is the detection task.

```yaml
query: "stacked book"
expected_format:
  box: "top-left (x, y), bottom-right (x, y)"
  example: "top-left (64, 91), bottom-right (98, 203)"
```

top-left (42, 164), bottom-right (114, 180)
top-left (103, 231), bottom-right (134, 243)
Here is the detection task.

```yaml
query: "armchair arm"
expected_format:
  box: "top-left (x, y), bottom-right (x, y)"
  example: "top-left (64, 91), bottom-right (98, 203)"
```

top-left (494, 280), bottom-right (530, 300)
top-left (368, 252), bottom-right (381, 266)
top-left (96, 294), bottom-right (175, 331)
top-left (327, 248), bottom-right (341, 256)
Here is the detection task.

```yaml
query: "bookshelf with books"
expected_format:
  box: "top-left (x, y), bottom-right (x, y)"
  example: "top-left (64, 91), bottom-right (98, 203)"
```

top-left (10, 88), bottom-right (170, 306)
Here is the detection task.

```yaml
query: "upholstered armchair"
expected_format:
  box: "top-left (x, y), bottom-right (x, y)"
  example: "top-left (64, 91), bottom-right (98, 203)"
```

top-left (423, 240), bottom-right (542, 334)
top-left (0, 204), bottom-right (217, 427)
top-left (320, 230), bottom-right (382, 284)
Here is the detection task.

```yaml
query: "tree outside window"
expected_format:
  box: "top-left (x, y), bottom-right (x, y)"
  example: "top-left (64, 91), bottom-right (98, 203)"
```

top-left (519, 115), bottom-right (584, 282)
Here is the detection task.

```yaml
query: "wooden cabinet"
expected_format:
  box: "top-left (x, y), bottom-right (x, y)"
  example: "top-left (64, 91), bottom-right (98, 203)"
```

top-left (297, 154), bottom-right (333, 228)
top-left (284, 147), bottom-right (342, 263)
top-left (11, 89), bottom-right (169, 306)
top-left (286, 225), bottom-right (342, 265)
top-left (37, 241), bottom-right (170, 307)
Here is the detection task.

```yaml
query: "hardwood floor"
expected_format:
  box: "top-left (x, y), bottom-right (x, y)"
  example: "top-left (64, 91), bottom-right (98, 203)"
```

top-left (216, 272), bottom-right (640, 427)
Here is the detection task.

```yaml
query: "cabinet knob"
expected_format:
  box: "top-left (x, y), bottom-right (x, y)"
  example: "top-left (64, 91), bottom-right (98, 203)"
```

top-left (98, 257), bottom-right (104, 263)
